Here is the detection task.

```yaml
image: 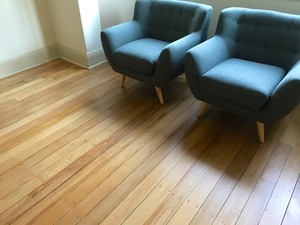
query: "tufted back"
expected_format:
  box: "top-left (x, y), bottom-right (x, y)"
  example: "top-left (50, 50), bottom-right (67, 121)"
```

top-left (216, 7), bottom-right (300, 71)
top-left (133, 0), bottom-right (212, 43)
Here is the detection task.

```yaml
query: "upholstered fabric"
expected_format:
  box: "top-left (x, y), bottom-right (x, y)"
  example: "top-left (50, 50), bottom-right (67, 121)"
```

top-left (199, 58), bottom-right (285, 110)
top-left (101, 0), bottom-right (212, 88)
top-left (185, 7), bottom-right (300, 123)
top-left (145, 0), bottom-right (210, 42)
top-left (112, 38), bottom-right (169, 75)
top-left (216, 8), bottom-right (300, 70)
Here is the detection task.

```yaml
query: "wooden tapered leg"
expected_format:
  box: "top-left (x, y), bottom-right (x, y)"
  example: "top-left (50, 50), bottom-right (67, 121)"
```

top-left (121, 75), bottom-right (126, 87)
top-left (155, 87), bottom-right (164, 104)
top-left (256, 122), bottom-right (265, 143)
top-left (197, 102), bottom-right (208, 117)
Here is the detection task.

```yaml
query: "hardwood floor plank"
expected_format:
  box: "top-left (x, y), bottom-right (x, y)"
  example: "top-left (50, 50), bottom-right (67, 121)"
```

top-left (236, 179), bottom-right (274, 225)
top-left (0, 71), bottom-right (121, 152)
top-left (0, 86), bottom-right (152, 201)
top-left (188, 123), bottom-right (253, 225)
top-left (0, 74), bottom-right (137, 170)
top-left (0, 64), bottom-right (113, 127)
top-left (167, 127), bottom-right (259, 225)
top-left (98, 115), bottom-right (212, 225)
top-left (63, 109), bottom-right (200, 225)
top-left (235, 142), bottom-right (293, 225)
top-left (211, 122), bottom-right (291, 225)
top-left (280, 106), bottom-right (300, 146)
top-left (31, 89), bottom-right (195, 225)
top-left (0, 59), bottom-right (299, 225)
top-left (88, 108), bottom-right (229, 224)
top-left (0, 95), bottom-right (150, 223)
top-left (0, 59), bottom-right (69, 93)
top-left (259, 143), bottom-right (300, 225)
top-left (282, 170), bottom-right (300, 225)
top-left (0, 64), bottom-right (109, 117)
top-left (4, 78), bottom-right (190, 224)
top-left (0, 66), bottom-right (86, 122)
top-left (0, 66), bottom-right (109, 135)
top-left (0, 78), bottom-right (45, 101)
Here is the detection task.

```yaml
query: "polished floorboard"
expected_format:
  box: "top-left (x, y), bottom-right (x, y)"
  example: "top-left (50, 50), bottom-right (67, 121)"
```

top-left (0, 59), bottom-right (299, 225)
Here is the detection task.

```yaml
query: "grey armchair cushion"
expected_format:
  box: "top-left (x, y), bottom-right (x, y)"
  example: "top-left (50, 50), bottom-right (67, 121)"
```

top-left (199, 58), bottom-right (285, 110)
top-left (185, 7), bottom-right (300, 123)
top-left (112, 38), bottom-right (169, 75)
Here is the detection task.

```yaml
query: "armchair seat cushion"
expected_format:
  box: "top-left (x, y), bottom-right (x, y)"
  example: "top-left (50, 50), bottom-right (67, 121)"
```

top-left (199, 58), bottom-right (286, 110)
top-left (112, 38), bottom-right (169, 75)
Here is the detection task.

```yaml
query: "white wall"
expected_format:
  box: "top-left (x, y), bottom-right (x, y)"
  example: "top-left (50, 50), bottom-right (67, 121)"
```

top-left (0, 0), bottom-right (57, 78)
top-left (0, 0), bottom-right (56, 61)
top-left (48, 0), bottom-right (104, 68)
top-left (48, 0), bottom-right (91, 67)
top-left (48, 0), bottom-right (86, 54)
top-left (99, 0), bottom-right (136, 29)
top-left (78, 0), bottom-right (104, 67)
top-left (0, 0), bottom-right (104, 78)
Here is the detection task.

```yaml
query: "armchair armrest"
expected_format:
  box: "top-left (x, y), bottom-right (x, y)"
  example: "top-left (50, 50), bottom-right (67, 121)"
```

top-left (154, 32), bottom-right (203, 85)
top-left (185, 36), bottom-right (231, 77)
top-left (101, 21), bottom-right (144, 65)
top-left (184, 36), bottom-right (231, 97)
top-left (265, 60), bottom-right (300, 121)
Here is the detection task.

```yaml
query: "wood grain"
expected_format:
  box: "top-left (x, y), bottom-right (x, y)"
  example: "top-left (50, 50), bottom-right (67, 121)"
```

top-left (0, 59), bottom-right (299, 225)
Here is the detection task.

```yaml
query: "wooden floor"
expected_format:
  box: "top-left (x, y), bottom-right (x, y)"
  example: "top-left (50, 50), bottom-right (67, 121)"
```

top-left (0, 59), bottom-right (300, 225)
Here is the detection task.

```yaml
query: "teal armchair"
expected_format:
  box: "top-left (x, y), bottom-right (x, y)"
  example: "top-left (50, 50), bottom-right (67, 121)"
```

top-left (185, 7), bottom-right (300, 142)
top-left (101, 0), bottom-right (212, 104)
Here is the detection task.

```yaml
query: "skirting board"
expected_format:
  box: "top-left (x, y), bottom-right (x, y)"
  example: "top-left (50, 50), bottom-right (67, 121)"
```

top-left (0, 44), bottom-right (59, 79)
top-left (57, 44), bottom-right (106, 69)
top-left (87, 48), bottom-right (107, 69)
top-left (0, 44), bottom-right (106, 78)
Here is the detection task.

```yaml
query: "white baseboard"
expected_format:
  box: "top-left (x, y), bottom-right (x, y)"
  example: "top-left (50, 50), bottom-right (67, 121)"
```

top-left (0, 45), bottom-right (59, 78)
top-left (56, 44), bottom-right (88, 68)
top-left (0, 44), bottom-right (107, 79)
top-left (57, 44), bottom-right (106, 69)
top-left (86, 48), bottom-right (107, 69)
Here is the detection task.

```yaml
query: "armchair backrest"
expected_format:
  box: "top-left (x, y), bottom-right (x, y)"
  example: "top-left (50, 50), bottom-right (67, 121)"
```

top-left (216, 7), bottom-right (300, 70)
top-left (133, 0), bottom-right (212, 42)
